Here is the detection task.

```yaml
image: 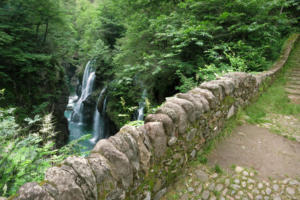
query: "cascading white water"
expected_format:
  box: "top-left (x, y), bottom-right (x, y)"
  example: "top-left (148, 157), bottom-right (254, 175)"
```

top-left (72, 61), bottom-right (96, 123)
top-left (90, 88), bottom-right (107, 144)
top-left (137, 89), bottom-right (147, 121)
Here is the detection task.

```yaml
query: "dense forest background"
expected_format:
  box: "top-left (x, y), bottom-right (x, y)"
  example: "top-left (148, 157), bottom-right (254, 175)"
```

top-left (0, 0), bottom-right (299, 197)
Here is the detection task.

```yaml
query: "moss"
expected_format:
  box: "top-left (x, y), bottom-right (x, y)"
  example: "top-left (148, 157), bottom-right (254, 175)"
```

top-left (223, 96), bottom-right (235, 106)
top-left (7, 194), bottom-right (19, 200)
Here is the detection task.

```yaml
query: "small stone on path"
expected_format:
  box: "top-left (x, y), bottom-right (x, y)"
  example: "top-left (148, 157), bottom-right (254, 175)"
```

top-left (235, 166), bottom-right (244, 173)
top-left (215, 183), bottom-right (223, 192)
top-left (286, 187), bottom-right (295, 195)
top-left (202, 190), bottom-right (210, 200)
top-left (273, 184), bottom-right (279, 191)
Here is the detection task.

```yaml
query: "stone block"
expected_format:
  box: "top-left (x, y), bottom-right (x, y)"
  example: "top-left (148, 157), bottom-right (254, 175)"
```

top-left (145, 113), bottom-right (174, 136)
top-left (188, 88), bottom-right (216, 109)
top-left (92, 139), bottom-right (133, 189)
top-left (110, 131), bottom-right (140, 173)
top-left (13, 182), bottom-right (54, 200)
top-left (63, 156), bottom-right (97, 199)
top-left (156, 102), bottom-right (188, 135)
top-left (144, 122), bottom-right (167, 158)
top-left (45, 166), bottom-right (86, 200)
top-left (166, 97), bottom-right (195, 122)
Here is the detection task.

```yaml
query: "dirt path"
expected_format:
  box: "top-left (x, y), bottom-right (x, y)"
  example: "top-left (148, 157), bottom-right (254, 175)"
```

top-left (207, 124), bottom-right (300, 180)
top-left (162, 39), bottom-right (300, 200)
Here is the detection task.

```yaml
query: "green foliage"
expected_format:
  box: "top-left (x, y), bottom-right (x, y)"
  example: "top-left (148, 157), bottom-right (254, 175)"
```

top-left (0, 108), bottom-right (89, 197)
top-left (214, 164), bottom-right (223, 174)
top-left (0, 0), bottom-right (72, 123)
top-left (175, 71), bottom-right (197, 93)
top-left (77, 0), bottom-right (298, 128)
top-left (125, 120), bottom-right (144, 127)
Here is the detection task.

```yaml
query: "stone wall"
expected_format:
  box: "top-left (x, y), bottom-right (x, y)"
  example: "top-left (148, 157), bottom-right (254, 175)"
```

top-left (7, 34), bottom-right (299, 200)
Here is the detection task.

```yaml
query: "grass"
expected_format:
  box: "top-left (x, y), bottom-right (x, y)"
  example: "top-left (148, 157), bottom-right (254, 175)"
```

top-left (245, 38), bottom-right (300, 124)
top-left (214, 164), bottom-right (223, 174)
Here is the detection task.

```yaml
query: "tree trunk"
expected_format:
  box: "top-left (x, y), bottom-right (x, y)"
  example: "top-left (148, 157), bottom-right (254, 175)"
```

top-left (280, 5), bottom-right (284, 15)
top-left (36, 23), bottom-right (40, 42)
top-left (43, 19), bottom-right (49, 44)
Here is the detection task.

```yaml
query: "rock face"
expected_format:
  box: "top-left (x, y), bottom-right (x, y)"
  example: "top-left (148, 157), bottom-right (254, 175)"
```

top-left (52, 79), bottom-right (69, 148)
top-left (10, 34), bottom-right (299, 200)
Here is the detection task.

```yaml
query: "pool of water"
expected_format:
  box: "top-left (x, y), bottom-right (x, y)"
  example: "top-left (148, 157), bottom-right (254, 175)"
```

top-left (64, 110), bottom-right (95, 151)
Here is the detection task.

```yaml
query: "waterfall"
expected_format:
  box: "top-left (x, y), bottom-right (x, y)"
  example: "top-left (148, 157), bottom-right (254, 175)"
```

top-left (137, 89), bottom-right (147, 121)
top-left (90, 88), bottom-right (107, 144)
top-left (65, 60), bottom-right (113, 150)
top-left (71, 61), bottom-right (96, 123)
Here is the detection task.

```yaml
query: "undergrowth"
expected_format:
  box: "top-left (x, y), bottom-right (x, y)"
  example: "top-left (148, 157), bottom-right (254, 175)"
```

top-left (245, 38), bottom-right (300, 124)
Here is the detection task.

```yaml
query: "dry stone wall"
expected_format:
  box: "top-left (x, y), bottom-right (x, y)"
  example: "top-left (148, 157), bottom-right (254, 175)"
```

top-left (7, 34), bottom-right (299, 200)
